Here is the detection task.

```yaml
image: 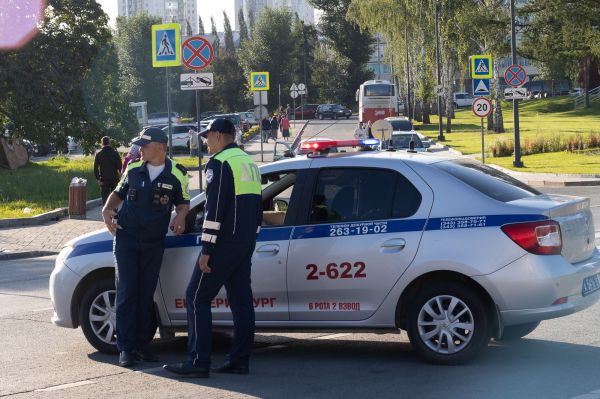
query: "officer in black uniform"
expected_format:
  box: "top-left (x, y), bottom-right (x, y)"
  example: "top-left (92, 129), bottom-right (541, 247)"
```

top-left (102, 127), bottom-right (190, 368)
top-left (164, 118), bottom-right (262, 378)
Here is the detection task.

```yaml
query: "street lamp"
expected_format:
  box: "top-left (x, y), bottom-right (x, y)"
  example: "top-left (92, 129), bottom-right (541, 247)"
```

top-left (434, 0), bottom-right (445, 141)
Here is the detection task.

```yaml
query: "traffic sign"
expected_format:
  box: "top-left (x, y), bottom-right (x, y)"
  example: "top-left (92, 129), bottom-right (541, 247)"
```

top-left (504, 87), bottom-right (528, 100)
top-left (182, 36), bottom-right (213, 70)
top-left (152, 23), bottom-right (181, 67)
top-left (253, 91), bottom-right (267, 105)
top-left (180, 73), bottom-right (214, 90)
top-left (254, 105), bottom-right (268, 120)
top-left (435, 85), bottom-right (444, 96)
top-left (471, 54), bottom-right (492, 79)
top-left (472, 78), bottom-right (491, 97)
top-left (297, 83), bottom-right (306, 94)
top-left (504, 64), bottom-right (527, 88)
top-left (250, 72), bottom-right (270, 91)
top-left (472, 97), bottom-right (492, 118)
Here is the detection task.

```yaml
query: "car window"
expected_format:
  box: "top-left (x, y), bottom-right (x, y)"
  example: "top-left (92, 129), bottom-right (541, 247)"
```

top-left (392, 174), bottom-right (422, 218)
top-left (455, 94), bottom-right (465, 100)
top-left (391, 134), bottom-right (422, 148)
top-left (433, 159), bottom-right (541, 202)
top-left (389, 120), bottom-right (413, 131)
top-left (183, 202), bottom-right (205, 234)
top-left (310, 168), bottom-right (399, 223)
top-left (261, 171), bottom-right (297, 226)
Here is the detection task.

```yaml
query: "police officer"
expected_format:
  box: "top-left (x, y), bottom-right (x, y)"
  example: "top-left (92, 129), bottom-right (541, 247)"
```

top-left (164, 118), bottom-right (262, 378)
top-left (102, 127), bottom-right (190, 368)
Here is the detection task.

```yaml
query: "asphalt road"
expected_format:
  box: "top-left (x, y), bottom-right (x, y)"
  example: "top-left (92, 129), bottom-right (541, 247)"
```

top-left (1, 255), bottom-right (600, 399)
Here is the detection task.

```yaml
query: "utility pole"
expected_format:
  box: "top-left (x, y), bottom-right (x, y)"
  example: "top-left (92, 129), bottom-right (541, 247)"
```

top-left (404, 23), bottom-right (411, 119)
top-left (435, 0), bottom-right (444, 141)
top-left (510, 0), bottom-right (523, 167)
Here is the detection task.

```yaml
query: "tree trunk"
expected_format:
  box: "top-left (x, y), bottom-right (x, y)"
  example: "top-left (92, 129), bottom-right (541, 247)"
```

top-left (422, 102), bottom-right (431, 124)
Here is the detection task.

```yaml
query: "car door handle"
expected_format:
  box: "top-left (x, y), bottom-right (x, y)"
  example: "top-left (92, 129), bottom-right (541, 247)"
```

top-left (381, 239), bottom-right (406, 250)
top-left (256, 244), bottom-right (280, 255)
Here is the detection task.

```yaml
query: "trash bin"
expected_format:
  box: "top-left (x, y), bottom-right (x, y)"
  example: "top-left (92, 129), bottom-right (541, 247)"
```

top-left (68, 177), bottom-right (87, 219)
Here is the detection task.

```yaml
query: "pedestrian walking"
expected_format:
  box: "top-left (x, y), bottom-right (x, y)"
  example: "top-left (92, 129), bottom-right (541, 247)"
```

top-left (367, 120), bottom-right (374, 139)
top-left (280, 114), bottom-right (291, 141)
top-left (353, 121), bottom-right (368, 140)
top-left (270, 113), bottom-right (279, 141)
top-left (189, 128), bottom-right (199, 157)
top-left (164, 118), bottom-right (262, 378)
top-left (94, 136), bottom-right (122, 205)
top-left (101, 127), bottom-right (190, 368)
top-left (121, 144), bottom-right (141, 175)
top-left (261, 115), bottom-right (271, 143)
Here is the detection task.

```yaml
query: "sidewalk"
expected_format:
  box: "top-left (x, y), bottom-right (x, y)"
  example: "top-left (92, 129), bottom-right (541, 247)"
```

top-left (1, 130), bottom-right (599, 260)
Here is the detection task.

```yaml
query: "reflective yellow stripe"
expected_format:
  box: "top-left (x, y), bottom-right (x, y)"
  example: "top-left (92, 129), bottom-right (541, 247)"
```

top-left (215, 148), bottom-right (261, 196)
top-left (203, 220), bottom-right (221, 230)
top-left (170, 161), bottom-right (190, 201)
top-left (115, 160), bottom-right (143, 192)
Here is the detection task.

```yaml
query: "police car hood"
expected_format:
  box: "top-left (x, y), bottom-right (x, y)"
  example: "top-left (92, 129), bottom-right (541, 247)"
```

top-left (64, 228), bottom-right (112, 248)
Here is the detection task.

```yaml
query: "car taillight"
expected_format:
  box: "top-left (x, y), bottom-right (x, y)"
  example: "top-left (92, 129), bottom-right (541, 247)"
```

top-left (501, 220), bottom-right (562, 255)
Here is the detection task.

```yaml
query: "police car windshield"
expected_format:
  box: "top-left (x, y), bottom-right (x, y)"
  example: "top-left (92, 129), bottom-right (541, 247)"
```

top-left (433, 159), bottom-right (541, 202)
top-left (390, 120), bottom-right (413, 131)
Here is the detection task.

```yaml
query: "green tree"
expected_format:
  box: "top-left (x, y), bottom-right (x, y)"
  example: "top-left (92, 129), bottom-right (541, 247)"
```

top-left (223, 11), bottom-right (235, 54)
top-left (198, 15), bottom-right (205, 35)
top-left (310, 0), bottom-right (374, 106)
top-left (239, 9), bottom-right (249, 43)
top-left (211, 17), bottom-right (220, 57)
top-left (310, 45), bottom-right (352, 104)
top-left (0, 0), bottom-right (135, 149)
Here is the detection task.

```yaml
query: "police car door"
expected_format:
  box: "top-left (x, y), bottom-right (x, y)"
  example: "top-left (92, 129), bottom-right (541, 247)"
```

top-left (286, 160), bottom-right (432, 321)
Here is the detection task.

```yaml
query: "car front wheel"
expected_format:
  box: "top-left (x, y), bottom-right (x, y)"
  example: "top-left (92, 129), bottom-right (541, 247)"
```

top-left (406, 281), bottom-right (491, 365)
top-left (79, 278), bottom-right (157, 354)
top-left (318, 114), bottom-right (324, 120)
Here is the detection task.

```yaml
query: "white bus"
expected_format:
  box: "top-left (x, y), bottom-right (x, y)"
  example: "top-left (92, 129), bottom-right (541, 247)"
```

top-left (355, 80), bottom-right (399, 123)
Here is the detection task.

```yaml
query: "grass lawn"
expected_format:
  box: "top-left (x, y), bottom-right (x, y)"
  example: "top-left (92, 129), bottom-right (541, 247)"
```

top-left (417, 96), bottom-right (600, 173)
top-left (0, 155), bottom-right (204, 219)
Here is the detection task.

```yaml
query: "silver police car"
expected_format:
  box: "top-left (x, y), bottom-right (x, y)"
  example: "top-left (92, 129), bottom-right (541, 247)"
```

top-left (50, 140), bottom-right (600, 364)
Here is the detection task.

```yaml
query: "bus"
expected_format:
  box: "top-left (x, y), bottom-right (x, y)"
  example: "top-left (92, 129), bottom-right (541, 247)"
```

top-left (355, 80), bottom-right (399, 123)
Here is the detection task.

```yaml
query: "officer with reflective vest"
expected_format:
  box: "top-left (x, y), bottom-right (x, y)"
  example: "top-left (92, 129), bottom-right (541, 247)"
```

top-left (102, 127), bottom-right (190, 368)
top-left (165, 118), bottom-right (262, 378)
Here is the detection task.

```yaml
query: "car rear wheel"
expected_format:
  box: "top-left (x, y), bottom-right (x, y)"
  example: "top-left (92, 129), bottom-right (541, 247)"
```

top-left (318, 114), bottom-right (324, 120)
top-left (406, 281), bottom-right (491, 365)
top-left (79, 278), bottom-right (157, 354)
top-left (333, 114), bottom-right (338, 120)
top-left (495, 322), bottom-right (540, 341)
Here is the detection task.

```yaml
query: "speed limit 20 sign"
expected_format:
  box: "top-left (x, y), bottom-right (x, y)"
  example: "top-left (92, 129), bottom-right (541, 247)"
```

top-left (472, 97), bottom-right (492, 118)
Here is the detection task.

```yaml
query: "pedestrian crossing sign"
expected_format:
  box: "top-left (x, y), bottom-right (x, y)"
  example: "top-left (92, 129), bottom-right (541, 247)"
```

top-left (152, 23), bottom-right (181, 67)
top-left (471, 54), bottom-right (492, 79)
top-left (250, 72), bottom-right (269, 91)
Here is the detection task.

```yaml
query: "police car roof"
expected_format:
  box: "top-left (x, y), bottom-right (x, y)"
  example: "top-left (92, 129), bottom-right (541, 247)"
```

top-left (260, 148), bottom-right (454, 174)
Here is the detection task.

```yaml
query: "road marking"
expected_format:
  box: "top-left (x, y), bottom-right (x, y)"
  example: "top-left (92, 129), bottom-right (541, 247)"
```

top-left (569, 389), bottom-right (600, 399)
top-left (35, 380), bottom-right (96, 392)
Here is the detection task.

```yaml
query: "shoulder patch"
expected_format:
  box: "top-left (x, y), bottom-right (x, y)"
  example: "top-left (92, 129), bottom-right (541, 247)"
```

top-left (206, 169), bottom-right (214, 184)
top-left (176, 163), bottom-right (187, 175)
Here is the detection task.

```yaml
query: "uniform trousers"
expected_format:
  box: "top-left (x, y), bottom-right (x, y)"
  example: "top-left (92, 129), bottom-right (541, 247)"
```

top-left (186, 241), bottom-right (256, 368)
top-left (114, 231), bottom-right (165, 352)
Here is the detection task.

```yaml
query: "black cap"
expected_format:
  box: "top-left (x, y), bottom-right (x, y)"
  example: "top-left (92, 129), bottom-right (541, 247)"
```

top-left (132, 127), bottom-right (168, 146)
top-left (200, 118), bottom-right (235, 137)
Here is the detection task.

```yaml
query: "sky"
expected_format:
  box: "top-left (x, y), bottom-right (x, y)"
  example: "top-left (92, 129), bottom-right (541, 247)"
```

top-left (97, 0), bottom-right (235, 31)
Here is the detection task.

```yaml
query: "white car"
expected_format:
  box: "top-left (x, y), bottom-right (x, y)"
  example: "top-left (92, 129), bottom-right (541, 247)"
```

top-left (147, 112), bottom-right (182, 125)
top-left (161, 124), bottom-right (197, 149)
top-left (453, 92), bottom-right (474, 108)
top-left (50, 139), bottom-right (600, 364)
top-left (384, 117), bottom-right (430, 152)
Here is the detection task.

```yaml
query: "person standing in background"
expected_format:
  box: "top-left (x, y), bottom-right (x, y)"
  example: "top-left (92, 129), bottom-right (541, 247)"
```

top-left (94, 136), bottom-right (122, 205)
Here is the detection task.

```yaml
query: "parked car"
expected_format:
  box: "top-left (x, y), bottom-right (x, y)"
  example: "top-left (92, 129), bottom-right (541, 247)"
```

top-left (200, 113), bottom-right (248, 132)
top-left (315, 104), bottom-right (352, 120)
top-left (570, 88), bottom-right (585, 96)
top-left (238, 111), bottom-right (257, 127)
top-left (160, 124), bottom-right (197, 150)
top-left (147, 112), bottom-right (182, 125)
top-left (287, 104), bottom-right (319, 119)
top-left (453, 92), bottom-right (474, 108)
top-left (199, 110), bottom-right (222, 120)
top-left (50, 141), bottom-right (600, 365)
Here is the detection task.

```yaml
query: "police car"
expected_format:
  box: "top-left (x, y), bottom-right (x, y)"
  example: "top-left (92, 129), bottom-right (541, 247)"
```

top-left (49, 139), bottom-right (600, 364)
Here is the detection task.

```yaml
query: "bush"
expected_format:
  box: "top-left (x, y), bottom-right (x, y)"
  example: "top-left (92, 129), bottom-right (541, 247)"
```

top-left (489, 139), bottom-right (513, 157)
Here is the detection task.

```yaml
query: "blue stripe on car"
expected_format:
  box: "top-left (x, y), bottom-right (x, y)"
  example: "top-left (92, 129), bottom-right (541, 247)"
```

top-left (66, 214), bottom-right (547, 259)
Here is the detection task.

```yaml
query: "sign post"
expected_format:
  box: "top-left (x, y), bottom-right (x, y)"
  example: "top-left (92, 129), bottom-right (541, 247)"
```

top-left (472, 97), bottom-right (492, 164)
top-left (504, 63), bottom-right (527, 168)
top-left (181, 36), bottom-right (214, 192)
top-left (250, 72), bottom-right (270, 162)
top-left (152, 23), bottom-right (181, 158)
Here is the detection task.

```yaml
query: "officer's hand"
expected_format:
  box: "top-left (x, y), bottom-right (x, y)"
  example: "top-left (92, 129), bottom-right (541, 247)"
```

top-left (101, 207), bottom-right (117, 235)
top-left (169, 216), bottom-right (186, 235)
top-left (198, 254), bottom-right (211, 273)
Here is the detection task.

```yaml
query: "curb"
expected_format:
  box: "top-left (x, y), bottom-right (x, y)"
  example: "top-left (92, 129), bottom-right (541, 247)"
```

top-left (0, 198), bottom-right (102, 229)
top-left (486, 164), bottom-right (600, 187)
top-left (0, 250), bottom-right (58, 261)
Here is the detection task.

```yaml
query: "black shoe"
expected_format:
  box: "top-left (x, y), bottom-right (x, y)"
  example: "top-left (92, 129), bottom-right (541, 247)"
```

top-left (118, 351), bottom-right (135, 368)
top-left (212, 362), bottom-right (249, 375)
top-left (163, 361), bottom-right (210, 378)
top-left (132, 350), bottom-right (160, 362)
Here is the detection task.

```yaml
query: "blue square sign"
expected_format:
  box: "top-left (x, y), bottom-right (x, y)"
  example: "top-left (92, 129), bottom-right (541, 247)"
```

top-left (472, 78), bottom-right (491, 96)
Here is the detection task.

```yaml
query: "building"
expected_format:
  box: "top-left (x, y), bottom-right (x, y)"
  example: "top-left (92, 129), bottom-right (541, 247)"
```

top-left (235, 0), bottom-right (315, 30)
top-left (117, 0), bottom-right (198, 35)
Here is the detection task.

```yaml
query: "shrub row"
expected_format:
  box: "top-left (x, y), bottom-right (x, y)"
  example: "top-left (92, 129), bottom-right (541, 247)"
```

top-left (489, 132), bottom-right (600, 157)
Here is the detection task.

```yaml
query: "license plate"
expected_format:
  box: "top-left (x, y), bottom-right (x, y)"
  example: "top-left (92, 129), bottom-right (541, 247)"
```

top-left (582, 274), bottom-right (600, 297)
